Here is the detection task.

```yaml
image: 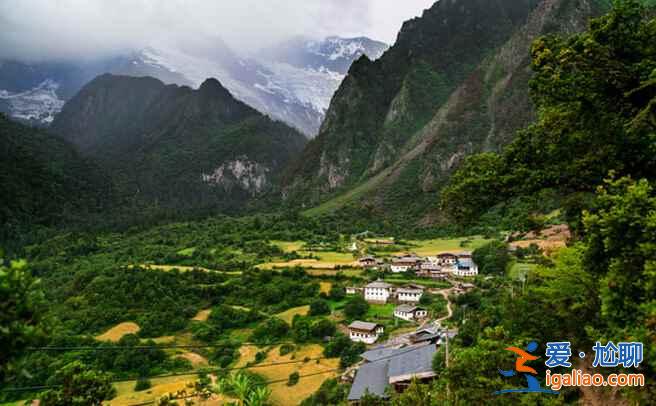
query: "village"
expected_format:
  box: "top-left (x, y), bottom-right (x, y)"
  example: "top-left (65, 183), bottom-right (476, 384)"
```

top-left (341, 250), bottom-right (477, 402)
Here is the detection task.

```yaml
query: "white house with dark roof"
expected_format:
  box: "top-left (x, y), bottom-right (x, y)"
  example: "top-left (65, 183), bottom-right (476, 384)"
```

top-left (394, 305), bottom-right (428, 321)
top-left (396, 284), bottom-right (424, 303)
top-left (348, 321), bottom-right (384, 344)
top-left (347, 344), bottom-right (437, 402)
top-left (390, 254), bottom-right (422, 273)
top-left (453, 257), bottom-right (478, 277)
top-left (364, 280), bottom-right (394, 303)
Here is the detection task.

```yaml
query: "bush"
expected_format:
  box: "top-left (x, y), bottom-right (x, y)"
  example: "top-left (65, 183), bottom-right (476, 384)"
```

top-left (328, 285), bottom-right (345, 301)
top-left (309, 299), bottom-right (331, 316)
top-left (134, 377), bottom-right (151, 391)
top-left (279, 343), bottom-right (295, 356)
top-left (343, 296), bottom-right (369, 319)
top-left (472, 241), bottom-right (511, 274)
top-left (287, 371), bottom-right (300, 386)
top-left (250, 317), bottom-right (290, 344)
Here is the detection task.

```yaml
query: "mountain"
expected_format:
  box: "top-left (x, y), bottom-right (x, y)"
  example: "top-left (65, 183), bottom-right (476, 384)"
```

top-left (282, 0), bottom-right (605, 223)
top-left (0, 113), bottom-right (110, 242)
top-left (0, 36), bottom-right (388, 136)
top-left (50, 74), bottom-right (307, 213)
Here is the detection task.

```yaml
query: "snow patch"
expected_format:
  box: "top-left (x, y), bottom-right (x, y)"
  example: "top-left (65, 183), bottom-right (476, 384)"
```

top-left (0, 79), bottom-right (65, 124)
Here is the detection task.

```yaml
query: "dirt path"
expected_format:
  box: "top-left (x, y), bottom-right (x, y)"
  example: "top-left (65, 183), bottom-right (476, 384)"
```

top-left (435, 289), bottom-right (453, 324)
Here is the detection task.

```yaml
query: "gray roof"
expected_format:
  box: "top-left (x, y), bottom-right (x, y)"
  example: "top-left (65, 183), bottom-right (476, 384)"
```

top-left (458, 258), bottom-right (474, 268)
top-left (347, 358), bottom-right (390, 400)
top-left (395, 304), bottom-right (420, 313)
top-left (348, 344), bottom-right (437, 401)
top-left (397, 287), bottom-right (423, 294)
top-left (348, 321), bottom-right (380, 331)
top-left (361, 346), bottom-right (403, 362)
top-left (365, 280), bottom-right (393, 289)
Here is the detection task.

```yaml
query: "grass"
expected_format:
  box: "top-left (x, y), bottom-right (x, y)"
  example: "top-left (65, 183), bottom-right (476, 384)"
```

top-left (393, 237), bottom-right (491, 256)
top-left (306, 269), bottom-right (363, 277)
top-left (109, 375), bottom-right (198, 405)
top-left (95, 322), bottom-right (140, 342)
top-left (133, 264), bottom-right (242, 275)
top-left (366, 303), bottom-right (395, 320)
top-left (508, 261), bottom-right (538, 280)
top-left (238, 344), bottom-right (340, 406)
top-left (270, 240), bottom-right (305, 253)
top-left (257, 250), bottom-right (356, 271)
top-left (176, 247), bottom-right (196, 257)
top-left (303, 166), bottom-right (394, 216)
top-left (192, 308), bottom-right (211, 321)
top-left (276, 305), bottom-right (310, 324)
top-left (383, 278), bottom-right (452, 288)
top-left (319, 281), bottom-right (332, 295)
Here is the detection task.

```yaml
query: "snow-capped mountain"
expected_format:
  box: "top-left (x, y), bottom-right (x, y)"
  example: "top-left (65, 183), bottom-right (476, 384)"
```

top-left (0, 36), bottom-right (388, 135)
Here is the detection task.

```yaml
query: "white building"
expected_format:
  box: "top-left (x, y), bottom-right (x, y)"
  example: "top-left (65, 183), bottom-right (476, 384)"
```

top-left (348, 321), bottom-right (384, 344)
top-left (346, 286), bottom-right (362, 295)
top-left (452, 257), bottom-right (478, 277)
top-left (437, 252), bottom-right (458, 266)
top-left (364, 280), bottom-right (394, 303)
top-left (394, 305), bottom-right (428, 321)
top-left (390, 255), bottom-right (422, 273)
top-left (396, 285), bottom-right (424, 303)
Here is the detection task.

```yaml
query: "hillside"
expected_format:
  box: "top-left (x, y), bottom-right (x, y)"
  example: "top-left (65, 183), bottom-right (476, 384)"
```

top-left (0, 114), bottom-right (110, 243)
top-left (282, 0), bottom-right (604, 224)
top-left (50, 74), bottom-right (307, 214)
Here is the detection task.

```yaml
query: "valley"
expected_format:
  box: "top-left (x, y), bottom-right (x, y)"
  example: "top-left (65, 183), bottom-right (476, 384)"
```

top-left (2, 0), bottom-right (656, 404)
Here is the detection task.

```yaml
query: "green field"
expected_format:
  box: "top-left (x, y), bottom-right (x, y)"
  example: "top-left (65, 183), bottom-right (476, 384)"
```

top-left (395, 237), bottom-right (491, 256)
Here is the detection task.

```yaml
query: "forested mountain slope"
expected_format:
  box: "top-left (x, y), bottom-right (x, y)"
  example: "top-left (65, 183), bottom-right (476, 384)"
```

top-left (283, 0), bottom-right (605, 224)
top-left (0, 114), bottom-right (110, 243)
top-left (51, 74), bottom-right (307, 214)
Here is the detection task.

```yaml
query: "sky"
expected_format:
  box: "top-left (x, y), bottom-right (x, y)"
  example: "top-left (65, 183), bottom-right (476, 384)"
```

top-left (0, 0), bottom-right (436, 62)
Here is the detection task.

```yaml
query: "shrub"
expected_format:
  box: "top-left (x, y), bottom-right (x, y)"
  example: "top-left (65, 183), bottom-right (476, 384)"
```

top-left (287, 372), bottom-right (300, 386)
top-left (279, 343), bottom-right (295, 356)
top-left (134, 377), bottom-right (151, 391)
top-left (343, 296), bottom-right (369, 319)
top-left (309, 299), bottom-right (331, 316)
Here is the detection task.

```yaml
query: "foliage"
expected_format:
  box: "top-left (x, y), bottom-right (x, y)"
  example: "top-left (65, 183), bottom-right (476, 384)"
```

top-left (213, 372), bottom-right (270, 406)
top-left (323, 334), bottom-right (366, 368)
top-left (442, 0), bottom-right (656, 227)
top-left (343, 296), bottom-right (369, 320)
top-left (287, 371), bottom-right (300, 386)
top-left (41, 361), bottom-right (116, 406)
top-left (472, 241), bottom-right (511, 274)
top-left (0, 259), bottom-right (43, 379)
top-left (249, 317), bottom-right (290, 345)
top-left (308, 299), bottom-right (331, 316)
top-left (300, 378), bottom-right (349, 406)
top-left (134, 377), bottom-right (152, 391)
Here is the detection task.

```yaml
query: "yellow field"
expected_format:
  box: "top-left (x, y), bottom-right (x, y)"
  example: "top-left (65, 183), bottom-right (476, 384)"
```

top-left (192, 308), bottom-right (211, 321)
top-left (133, 264), bottom-right (242, 275)
top-left (306, 269), bottom-right (363, 277)
top-left (319, 281), bottom-right (332, 294)
top-left (276, 305), bottom-right (310, 324)
top-left (95, 322), bottom-right (140, 342)
top-left (107, 375), bottom-right (232, 406)
top-left (176, 351), bottom-right (208, 367)
top-left (395, 237), bottom-right (491, 256)
top-left (239, 344), bottom-right (339, 406)
top-left (270, 240), bottom-right (305, 252)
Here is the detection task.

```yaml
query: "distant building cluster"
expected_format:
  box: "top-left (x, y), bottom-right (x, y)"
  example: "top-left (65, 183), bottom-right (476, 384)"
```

top-left (358, 251), bottom-right (478, 278)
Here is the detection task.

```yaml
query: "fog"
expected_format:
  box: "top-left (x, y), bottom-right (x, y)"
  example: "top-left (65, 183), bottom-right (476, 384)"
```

top-left (0, 0), bottom-right (435, 62)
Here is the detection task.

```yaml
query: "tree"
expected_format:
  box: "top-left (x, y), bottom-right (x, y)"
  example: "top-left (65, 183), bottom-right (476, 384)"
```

top-left (343, 295), bottom-right (369, 319)
top-left (250, 317), bottom-right (289, 345)
top-left (41, 361), bottom-right (116, 406)
top-left (309, 299), bottom-right (331, 316)
top-left (472, 241), bottom-right (510, 274)
top-left (287, 371), bottom-right (300, 386)
top-left (0, 259), bottom-right (43, 379)
top-left (328, 284), bottom-right (345, 301)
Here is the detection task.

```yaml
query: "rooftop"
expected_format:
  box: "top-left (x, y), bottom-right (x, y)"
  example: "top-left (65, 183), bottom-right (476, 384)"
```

top-left (348, 344), bottom-right (437, 401)
top-left (365, 280), bottom-right (393, 289)
top-left (348, 321), bottom-right (380, 331)
top-left (395, 304), bottom-right (421, 313)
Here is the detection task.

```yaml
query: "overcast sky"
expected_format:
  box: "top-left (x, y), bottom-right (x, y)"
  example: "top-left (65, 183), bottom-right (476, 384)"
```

top-left (0, 0), bottom-right (436, 62)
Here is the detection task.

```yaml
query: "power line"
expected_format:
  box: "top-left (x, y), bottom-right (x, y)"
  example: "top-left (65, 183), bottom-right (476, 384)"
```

top-left (127, 368), bottom-right (341, 406)
top-left (26, 341), bottom-right (298, 351)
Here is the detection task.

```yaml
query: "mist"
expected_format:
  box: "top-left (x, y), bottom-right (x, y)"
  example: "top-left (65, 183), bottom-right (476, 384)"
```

top-left (0, 0), bottom-right (435, 62)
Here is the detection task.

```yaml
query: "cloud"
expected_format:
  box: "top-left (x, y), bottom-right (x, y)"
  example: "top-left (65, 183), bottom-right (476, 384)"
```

top-left (0, 0), bottom-right (435, 62)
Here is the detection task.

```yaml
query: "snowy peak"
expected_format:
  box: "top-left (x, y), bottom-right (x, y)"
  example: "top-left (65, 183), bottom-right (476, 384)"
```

top-left (261, 36), bottom-right (389, 75)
